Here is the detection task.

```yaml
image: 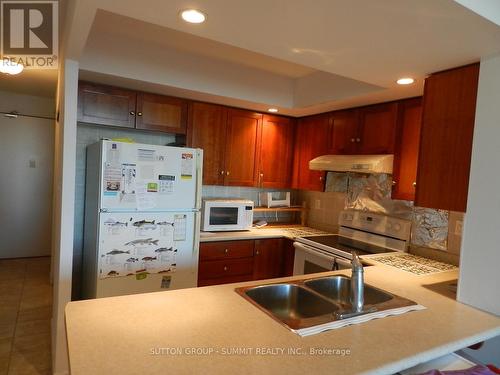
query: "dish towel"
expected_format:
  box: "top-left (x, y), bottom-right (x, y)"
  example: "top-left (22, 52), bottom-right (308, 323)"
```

top-left (295, 304), bottom-right (426, 337)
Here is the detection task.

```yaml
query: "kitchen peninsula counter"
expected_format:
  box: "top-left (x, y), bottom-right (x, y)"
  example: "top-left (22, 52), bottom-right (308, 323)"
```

top-left (65, 265), bottom-right (500, 375)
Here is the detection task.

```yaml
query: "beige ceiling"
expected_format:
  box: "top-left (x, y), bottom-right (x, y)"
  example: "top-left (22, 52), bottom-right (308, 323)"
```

top-left (64, 0), bottom-right (500, 114)
top-left (0, 69), bottom-right (57, 98)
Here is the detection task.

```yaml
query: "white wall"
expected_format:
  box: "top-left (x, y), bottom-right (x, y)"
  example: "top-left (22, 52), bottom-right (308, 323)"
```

top-left (0, 89), bottom-right (55, 118)
top-left (0, 115), bottom-right (54, 258)
top-left (0, 91), bottom-right (55, 259)
top-left (458, 54), bottom-right (500, 316)
top-left (51, 59), bottom-right (79, 375)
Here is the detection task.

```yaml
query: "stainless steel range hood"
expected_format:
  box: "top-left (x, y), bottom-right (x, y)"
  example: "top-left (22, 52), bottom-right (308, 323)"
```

top-left (309, 154), bottom-right (394, 174)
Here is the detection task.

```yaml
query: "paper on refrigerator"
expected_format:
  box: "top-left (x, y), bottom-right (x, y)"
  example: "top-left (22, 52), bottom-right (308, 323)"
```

top-left (99, 215), bottom-right (179, 279)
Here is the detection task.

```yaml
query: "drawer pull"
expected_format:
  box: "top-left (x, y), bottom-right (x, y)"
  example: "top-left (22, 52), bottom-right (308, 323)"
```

top-left (223, 266), bottom-right (228, 271)
top-left (224, 248), bottom-right (229, 254)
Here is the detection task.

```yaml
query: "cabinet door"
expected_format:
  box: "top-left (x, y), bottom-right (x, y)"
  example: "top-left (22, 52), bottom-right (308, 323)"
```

top-left (188, 102), bottom-right (227, 185)
top-left (329, 109), bottom-right (359, 154)
top-left (415, 64), bottom-right (479, 212)
top-left (282, 239), bottom-right (296, 277)
top-left (253, 239), bottom-right (285, 280)
top-left (357, 102), bottom-right (398, 154)
top-left (77, 82), bottom-right (136, 128)
top-left (292, 114), bottom-right (330, 191)
top-left (136, 93), bottom-right (188, 134)
top-left (259, 115), bottom-right (295, 188)
top-left (392, 98), bottom-right (422, 201)
top-left (223, 109), bottom-right (263, 187)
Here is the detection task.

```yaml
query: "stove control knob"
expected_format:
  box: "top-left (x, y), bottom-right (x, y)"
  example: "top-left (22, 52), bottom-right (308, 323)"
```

top-left (393, 223), bottom-right (401, 231)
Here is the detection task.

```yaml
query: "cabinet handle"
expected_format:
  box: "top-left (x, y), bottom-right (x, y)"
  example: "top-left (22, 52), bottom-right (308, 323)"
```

top-left (224, 248), bottom-right (229, 254)
top-left (413, 182), bottom-right (417, 187)
top-left (255, 250), bottom-right (260, 255)
top-left (392, 180), bottom-right (397, 186)
top-left (260, 173), bottom-right (264, 178)
top-left (319, 176), bottom-right (323, 181)
top-left (220, 170), bottom-right (225, 175)
top-left (223, 266), bottom-right (228, 271)
top-left (137, 112), bottom-right (143, 116)
top-left (226, 171), bottom-right (230, 176)
top-left (350, 138), bottom-right (355, 143)
top-left (129, 111), bottom-right (135, 116)
top-left (356, 138), bottom-right (361, 143)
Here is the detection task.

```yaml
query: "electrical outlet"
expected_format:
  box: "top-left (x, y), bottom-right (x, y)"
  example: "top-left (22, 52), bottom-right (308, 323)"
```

top-left (29, 159), bottom-right (36, 168)
top-left (455, 220), bottom-right (463, 236)
top-left (314, 199), bottom-right (321, 210)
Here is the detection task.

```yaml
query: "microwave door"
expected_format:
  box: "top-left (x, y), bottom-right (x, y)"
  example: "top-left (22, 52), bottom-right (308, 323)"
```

top-left (209, 207), bottom-right (239, 226)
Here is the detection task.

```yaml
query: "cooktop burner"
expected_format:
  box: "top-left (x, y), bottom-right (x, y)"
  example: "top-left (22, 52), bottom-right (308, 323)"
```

top-left (299, 235), bottom-right (397, 256)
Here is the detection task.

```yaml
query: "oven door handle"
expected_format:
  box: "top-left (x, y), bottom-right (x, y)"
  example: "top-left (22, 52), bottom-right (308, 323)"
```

top-left (293, 242), bottom-right (337, 262)
top-left (335, 257), bottom-right (352, 269)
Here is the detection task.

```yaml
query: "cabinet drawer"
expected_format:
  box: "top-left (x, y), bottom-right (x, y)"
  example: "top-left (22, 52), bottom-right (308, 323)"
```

top-left (198, 274), bottom-right (254, 287)
top-left (199, 240), bottom-right (255, 261)
top-left (198, 258), bottom-right (254, 280)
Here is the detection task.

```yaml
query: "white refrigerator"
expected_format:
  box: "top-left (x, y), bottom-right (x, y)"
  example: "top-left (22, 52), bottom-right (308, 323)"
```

top-left (82, 140), bottom-right (202, 299)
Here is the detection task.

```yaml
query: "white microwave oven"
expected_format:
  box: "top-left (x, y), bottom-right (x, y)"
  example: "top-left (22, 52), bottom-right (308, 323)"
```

top-left (201, 199), bottom-right (254, 232)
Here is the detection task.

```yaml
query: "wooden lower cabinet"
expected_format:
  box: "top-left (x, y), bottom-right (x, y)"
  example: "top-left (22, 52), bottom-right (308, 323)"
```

top-left (198, 238), bottom-right (295, 287)
top-left (253, 239), bottom-right (285, 280)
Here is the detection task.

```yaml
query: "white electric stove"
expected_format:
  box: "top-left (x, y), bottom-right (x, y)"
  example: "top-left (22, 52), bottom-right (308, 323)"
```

top-left (293, 210), bottom-right (412, 274)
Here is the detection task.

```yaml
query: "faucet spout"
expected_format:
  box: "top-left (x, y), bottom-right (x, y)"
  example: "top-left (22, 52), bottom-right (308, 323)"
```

top-left (351, 252), bottom-right (364, 313)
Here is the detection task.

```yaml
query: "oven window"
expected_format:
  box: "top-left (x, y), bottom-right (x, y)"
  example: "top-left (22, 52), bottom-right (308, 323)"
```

top-left (209, 207), bottom-right (239, 225)
top-left (303, 260), bottom-right (330, 274)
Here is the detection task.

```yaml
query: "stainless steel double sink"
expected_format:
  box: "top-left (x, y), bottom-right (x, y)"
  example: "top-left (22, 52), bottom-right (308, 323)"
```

top-left (235, 275), bottom-right (417, 331)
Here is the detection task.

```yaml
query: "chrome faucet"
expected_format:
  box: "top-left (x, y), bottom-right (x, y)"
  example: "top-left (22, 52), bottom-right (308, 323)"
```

top-left (351, 252), bottom-right (364, 313)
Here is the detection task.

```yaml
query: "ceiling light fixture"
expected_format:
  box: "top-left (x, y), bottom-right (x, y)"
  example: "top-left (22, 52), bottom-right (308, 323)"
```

top-left (180, 9), bottom-right (206, 24)
top-left (268, 108), bottom-right (279, 113)
top-left (0, 60), bottom-right (24, 75)
top-left (397, 77), bottom-right (414, 85)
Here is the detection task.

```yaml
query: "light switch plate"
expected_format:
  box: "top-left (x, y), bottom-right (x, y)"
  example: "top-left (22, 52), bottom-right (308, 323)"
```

top-left (314, 199), bottom-right (321, 209)
top-left (455, 220), bottom-right (463, 236)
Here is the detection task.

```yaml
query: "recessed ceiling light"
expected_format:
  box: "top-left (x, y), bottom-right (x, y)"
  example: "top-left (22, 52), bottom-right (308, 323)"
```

top-left (268, 108), bottom-right (279, 113)
top-left (397, 77), bottom-right (414, 85)
top-left (0, 60), bottom-right (24, 75)
top-left (180, 9), bottom-right (206, 24)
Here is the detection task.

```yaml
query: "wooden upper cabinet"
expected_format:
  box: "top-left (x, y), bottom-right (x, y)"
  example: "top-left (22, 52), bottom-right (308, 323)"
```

top-left (135, 93), bottom-right (188, 134)
top-left (77, 82), bottom-right (136, 128)
top-left (292, 114), bottom-right (330, 191)
top-left (357, 102), bottom-right (398, 154)
top-left (188, 102), bottom-right (227, 186)
top-left (392, 98), bottom-right (423, 201)
top-left (223, 109), bottom-right (263, 187)
top-left (259, 115), bottom-right (295, 188)
top-left (415, 64), bottom-right (480, 212)
top-left (329, 110), bottom-right (359, 154)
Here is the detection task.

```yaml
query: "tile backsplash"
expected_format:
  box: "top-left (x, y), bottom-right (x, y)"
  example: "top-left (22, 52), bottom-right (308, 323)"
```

top-left (202, 185), bottom-right (297, 223)
top-left (297, 188), bottom-right (463, 266)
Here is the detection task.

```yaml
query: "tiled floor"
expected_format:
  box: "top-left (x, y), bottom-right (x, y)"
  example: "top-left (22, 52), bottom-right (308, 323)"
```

top-left (0, 257), bottom-right (52, 375)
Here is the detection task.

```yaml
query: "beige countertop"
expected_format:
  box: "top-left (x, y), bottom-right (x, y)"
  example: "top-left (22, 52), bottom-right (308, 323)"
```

top-left (65, 265), bottom-right (500, 375)
top-left (200, 226), bottom-right (329, 242)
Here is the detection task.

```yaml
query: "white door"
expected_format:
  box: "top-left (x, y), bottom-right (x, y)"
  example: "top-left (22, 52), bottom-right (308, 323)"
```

top-left (0, 116), bottom-right (54, 258)
top-left (99, 141), bottom-right (200, 211)
top-left (96, 211), bottom-right (198, 297)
